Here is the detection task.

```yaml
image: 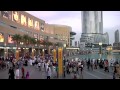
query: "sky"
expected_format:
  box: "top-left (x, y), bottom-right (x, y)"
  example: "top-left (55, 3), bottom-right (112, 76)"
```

top-left (27, 11), bottom-right (120, 45)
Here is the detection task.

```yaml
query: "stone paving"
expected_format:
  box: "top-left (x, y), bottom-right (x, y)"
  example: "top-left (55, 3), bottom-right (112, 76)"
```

top-left (0, 55), bottom-right (114, 79)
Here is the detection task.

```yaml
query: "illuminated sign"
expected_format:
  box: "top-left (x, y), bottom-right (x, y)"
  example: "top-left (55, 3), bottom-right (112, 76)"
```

top-left (0, 33), bottom-right (4, 42)
top-left (12, 11), bottom-right (19, 23)
top-left (0, 11), bottom-right (42, 31)
top-left (8, 35), bottom-right (14, 43)
top-left (34, 21), bottom-right (40, 30)
top-left (1, 11), bottom-right (9, 19)
top-left (28, 18), bottom-right (33, 28)
top-left (21, 14), bottom-right (27, 26)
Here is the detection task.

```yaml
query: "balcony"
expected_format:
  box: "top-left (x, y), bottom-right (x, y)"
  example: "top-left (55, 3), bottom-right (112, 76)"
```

top-left (70, 31), bottom-right (76, 36)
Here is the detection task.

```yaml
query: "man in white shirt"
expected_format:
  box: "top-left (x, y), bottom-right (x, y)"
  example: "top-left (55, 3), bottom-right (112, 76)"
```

top-left (38, 62), bottom-right (41, 71)
top-left (45, 62), bottom-right (49, 72)
top-left (29, 58), bottom-right (33, 66)
top-left (15, 68), bottom-right (20, 79)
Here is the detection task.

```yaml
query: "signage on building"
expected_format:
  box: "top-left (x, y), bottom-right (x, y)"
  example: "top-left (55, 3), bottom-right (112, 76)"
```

top-left (0, 11), bottom-right (42, 31)
top-left (12, 11), bottom-right (20, 23)
top-left (1, 11), bottom-right (10, 19)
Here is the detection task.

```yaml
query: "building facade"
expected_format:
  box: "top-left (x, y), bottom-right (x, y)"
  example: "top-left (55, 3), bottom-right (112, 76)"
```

top-left (0, 11), bottom-right (74, 56)
top-left (44, 24), bottom-right (71, 47)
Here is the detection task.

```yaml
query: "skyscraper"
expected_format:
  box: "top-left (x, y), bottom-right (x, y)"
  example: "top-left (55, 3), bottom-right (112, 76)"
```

top-left (81, 11), bottom-right (103, 34)
top-left (115, 30), bottom-right (119, 43)
top-left (80, 11), bottom-right (109, 45)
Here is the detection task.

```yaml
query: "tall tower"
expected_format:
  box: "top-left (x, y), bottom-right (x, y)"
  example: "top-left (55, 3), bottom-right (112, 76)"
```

top-left (81, 11), bottom-right (103, 34)
top-left (80, 11), bottom-right (104, 44)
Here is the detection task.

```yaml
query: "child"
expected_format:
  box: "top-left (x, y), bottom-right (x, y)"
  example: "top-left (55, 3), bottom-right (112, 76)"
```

top-left (73, 72), bottom-right (77, 79)
top-left (26, 71), bottom-right (29, 79)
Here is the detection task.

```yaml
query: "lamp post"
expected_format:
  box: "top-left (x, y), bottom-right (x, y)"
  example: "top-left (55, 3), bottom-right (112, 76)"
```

top-left (99, 42), bottom-right (102, 54)
top-left (42, 49), bottom-right (44, 58)
top-left (63, 44), bottom-right (66, 78)
top-left (4, 43), bottom-right (7, 60)
top-left (87, 49), bottom-right (88, 60)
top-left (58, 47), bottom-right (63, 79)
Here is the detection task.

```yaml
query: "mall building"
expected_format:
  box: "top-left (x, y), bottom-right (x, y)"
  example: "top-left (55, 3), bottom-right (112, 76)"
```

top-left (0, 11), bottom-right (76, 57)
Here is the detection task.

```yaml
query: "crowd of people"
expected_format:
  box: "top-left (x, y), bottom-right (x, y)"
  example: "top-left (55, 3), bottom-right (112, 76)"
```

top-left (1, 53), bottom-right (120, 79)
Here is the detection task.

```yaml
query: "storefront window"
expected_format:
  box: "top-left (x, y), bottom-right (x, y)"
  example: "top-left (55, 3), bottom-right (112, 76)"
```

top-left (8, 35), bottom-right (14, 43)
top-left (0, 33), bottom-right (4, 42)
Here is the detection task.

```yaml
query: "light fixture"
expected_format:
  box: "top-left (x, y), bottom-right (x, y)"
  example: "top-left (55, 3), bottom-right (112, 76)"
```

top-left (99, 42), bottom-right (102, 46)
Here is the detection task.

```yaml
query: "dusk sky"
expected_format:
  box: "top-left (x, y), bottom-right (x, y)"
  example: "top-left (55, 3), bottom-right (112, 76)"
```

top-left (27, 11), bottom-right (120, 45)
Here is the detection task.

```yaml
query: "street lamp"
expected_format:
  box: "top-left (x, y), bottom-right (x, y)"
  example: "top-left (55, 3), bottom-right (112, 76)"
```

top-left (4, 43), bottom-right (7, 60)
top-left (63, 44), bottom-right (66, 58)
top-left (99, 42), bottom-right (102, 54)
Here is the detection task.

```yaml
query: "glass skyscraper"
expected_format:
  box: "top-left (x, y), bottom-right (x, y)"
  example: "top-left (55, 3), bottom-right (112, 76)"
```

top-left (80, 11), bottom-right (109, 45)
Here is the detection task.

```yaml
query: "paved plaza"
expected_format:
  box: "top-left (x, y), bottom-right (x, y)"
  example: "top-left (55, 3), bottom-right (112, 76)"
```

top-left (0, 55), bottom-right (113, 79)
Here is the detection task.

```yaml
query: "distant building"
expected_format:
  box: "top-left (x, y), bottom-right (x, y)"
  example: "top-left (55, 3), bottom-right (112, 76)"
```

top-left (113, 30), bottom-right (120, 50)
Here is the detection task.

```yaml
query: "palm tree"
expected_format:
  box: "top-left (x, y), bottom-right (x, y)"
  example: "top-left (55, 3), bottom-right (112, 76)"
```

top-left (35, 40), bottom-right (41, 55)
top-left (29, 37), bottom-right (36, 47)
top-left (12, 34), bottom-right (22, 50)
top-left (22, 34), bottom-right (30, 56)
top-left (23, 34), bottom-right (30, 47)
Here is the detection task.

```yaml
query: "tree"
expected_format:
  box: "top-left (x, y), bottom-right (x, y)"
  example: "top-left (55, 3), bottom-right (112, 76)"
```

top-left (29, 37), bottom-right (36, 47)
top-left (12, 34), bottom-right (22, 49)
top-left (22, 34), bottom-right (31, 56)
top-left (48, 42), bottom-right (53, 46)
top-left (23, 34), bottom-right (30, 47)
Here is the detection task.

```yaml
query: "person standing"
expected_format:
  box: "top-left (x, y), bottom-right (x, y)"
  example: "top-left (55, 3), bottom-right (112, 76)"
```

top-left (52, 65), bottom-right (57, 78)
top-left (10, 67), bottom-right (15, 79)
top-left (47, 65), bottom-right (51, 79)
top-left (87, 59), bottom-right (90, 70)
top-left (8, 67), bottom-right (15, 79)
top-left (8, 67), bottom-right (12, 79)
top-left (104, 60), bottom-right (109, 72)
top-left (15, 67), bottom-right (20, 79)
top-left (38, 62), bottom-right (41, 71)
top-left (21, 67), bottom-right (25, 79)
